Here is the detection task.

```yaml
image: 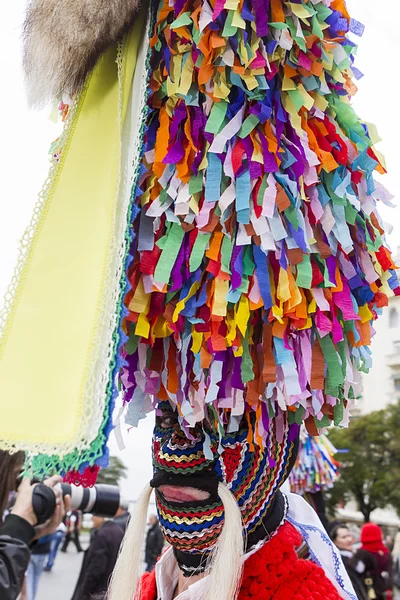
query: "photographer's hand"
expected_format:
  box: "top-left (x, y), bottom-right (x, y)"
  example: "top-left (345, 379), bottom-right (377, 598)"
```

top-left (33, 476), bottom-right (71, 540)
top-left (11, 476), bottom-right (71, 539)
top-left (11, 479), bottom-right (37, 526)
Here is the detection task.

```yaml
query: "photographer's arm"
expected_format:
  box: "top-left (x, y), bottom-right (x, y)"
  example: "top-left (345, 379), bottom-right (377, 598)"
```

top-left (0, 514), bottom-right (35, 600)
top-left (0, 480), bottom-right (36, 600)
top-left (0, 477), bottom-right (70, 600)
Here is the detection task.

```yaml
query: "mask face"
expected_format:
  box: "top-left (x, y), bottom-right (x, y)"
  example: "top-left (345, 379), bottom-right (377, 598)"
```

top-left (151, 403), bottom-right (297, 559)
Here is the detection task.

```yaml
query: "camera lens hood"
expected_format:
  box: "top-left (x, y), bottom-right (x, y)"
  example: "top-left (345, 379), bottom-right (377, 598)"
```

top-left (32, 484), bottom-right (56, 525)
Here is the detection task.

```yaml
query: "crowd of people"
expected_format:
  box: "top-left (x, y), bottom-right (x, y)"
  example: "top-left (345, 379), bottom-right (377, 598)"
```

top-left (3, 442), bottom-right (400, 600)
top-left (330, 521), bottom-right (399, 600)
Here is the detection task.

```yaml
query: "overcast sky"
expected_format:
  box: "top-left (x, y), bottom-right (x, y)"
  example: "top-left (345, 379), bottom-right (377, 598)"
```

top-left (0, 0), bottom-right (399, 500)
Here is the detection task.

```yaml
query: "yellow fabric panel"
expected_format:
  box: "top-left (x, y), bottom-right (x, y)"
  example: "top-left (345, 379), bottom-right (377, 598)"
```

top-left (0, 21), bottom-right (144, 448)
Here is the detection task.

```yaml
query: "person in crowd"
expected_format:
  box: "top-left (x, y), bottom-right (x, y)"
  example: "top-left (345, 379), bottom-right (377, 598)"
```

top-left (144, 514), bottom-right (164, 573)
top-left (113, 500), bottom-right (130, 534)
top-left (392, 532), bottom-right (400, 599)
top-left (44, 520), bottom-right (67, 571)
top-left (62, 509), bottom-right (83, 553)
top-left (71, 513), bottom-right (124, 600)
top-left (330, 522), bottom-right (368, 600)
top-left (0, 450), bottom-right (69, 600)
top-left (354, 522), bottom-right (393, 600)
top-left (26, 533), bottom-right (52, 600)
top-left (386, 536), bottom-right (395, 553)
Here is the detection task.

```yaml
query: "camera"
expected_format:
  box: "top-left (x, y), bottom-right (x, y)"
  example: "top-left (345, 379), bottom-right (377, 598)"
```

top-left (32, 483), bottom-right (123, 525)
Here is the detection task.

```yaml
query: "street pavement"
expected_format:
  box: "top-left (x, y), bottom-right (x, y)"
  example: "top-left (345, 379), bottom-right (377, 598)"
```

top-left (34, 532), bottom-right (148, 599)
top-left (35, 537), bottom-right (89, 600)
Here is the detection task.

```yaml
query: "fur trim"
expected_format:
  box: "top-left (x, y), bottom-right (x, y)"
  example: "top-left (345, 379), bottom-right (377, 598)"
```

top-left (23, 0), bottom-right (141, 107)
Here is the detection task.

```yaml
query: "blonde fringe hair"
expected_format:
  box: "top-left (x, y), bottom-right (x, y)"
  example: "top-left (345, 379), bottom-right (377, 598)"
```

top-left (107, 482), bottom-right (244, 600)
top-left (206, 483), bottom-right (244, 600)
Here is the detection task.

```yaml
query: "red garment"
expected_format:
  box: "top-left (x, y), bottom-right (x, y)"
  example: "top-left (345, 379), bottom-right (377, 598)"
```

top-left (140, 570), bottom-right (158, 600)
top-left (360, 523), bottom-right (389, 555)
top-left (138, 522), bottom-right (342, 599)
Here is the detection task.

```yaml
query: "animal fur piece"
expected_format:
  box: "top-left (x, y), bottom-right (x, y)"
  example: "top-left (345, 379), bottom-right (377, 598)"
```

top-left (23, 0), bottom-right (141, 107)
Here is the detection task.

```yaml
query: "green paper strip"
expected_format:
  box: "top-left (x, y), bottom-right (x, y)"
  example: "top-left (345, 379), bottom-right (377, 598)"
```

top-left (154, 222), bottom-right (185, 283)
top-left (205, 101), bottom-right (228, 134)
top-left (242, 246), bottom-right (254, 276)
top-left (189, 232), bottom-right (211, 272)
top-left (170, 12), bottom-right (192, 28)
top-left (241, 337), bottom-right (254, 383)
top-left (239, 114), bottom-right (260, 138)
top-left (221, 233), bottom-right (234, 274)
top-left (285, 205), bottom-right (299, 230)
top-left (318, 334), bottom-right (344, 396)
top-left (189, 173), bottom-right (204, 194)
top-left (334, 400), bottom-right (344, 426)
top-left (312, 14), bottom-right (324, 38)
top-left (296, 254), bottom-right (312, 289)
top-left (126, 332), bottom-right (139, 355)
top-left (314, 414), bottom-right (331, 428)
top-left (287, 89), bottom-right (305, 112)
top-left (344, 202), bottom-right (357, 226)
top-left (294, 406), bottom-right (306, 425)
top-left (222, 11), bottom-right (237, 37)
top-left (257, 175), bottom-right (268, 207)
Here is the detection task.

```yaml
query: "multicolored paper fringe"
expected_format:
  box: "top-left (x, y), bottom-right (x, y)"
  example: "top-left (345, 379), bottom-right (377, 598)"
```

top-left (289, 426), bottom-right (339, 494)
top-left (116, 0), bottom-right (399, 447)
top-left (27, 0), bottom-right (399, 481)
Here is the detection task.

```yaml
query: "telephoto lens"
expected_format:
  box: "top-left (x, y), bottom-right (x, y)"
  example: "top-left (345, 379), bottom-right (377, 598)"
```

top-left (32, 483), bottom-right (123, 524)
top-left (61, 483), bottom-right (121, 517)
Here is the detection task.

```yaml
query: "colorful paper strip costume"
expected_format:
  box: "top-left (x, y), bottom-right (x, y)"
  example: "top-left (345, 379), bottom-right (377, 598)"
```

top-left (0, 0), bottom-right (398, 481)
top-left (289, 426), bottom-right (339, 495)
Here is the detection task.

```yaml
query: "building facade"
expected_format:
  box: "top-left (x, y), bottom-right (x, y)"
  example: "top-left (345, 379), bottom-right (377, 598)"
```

top-left (360, 294), bottom-right (400, 414)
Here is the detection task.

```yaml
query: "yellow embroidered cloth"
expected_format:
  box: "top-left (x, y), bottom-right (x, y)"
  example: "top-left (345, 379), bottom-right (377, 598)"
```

top-left (0, 18), bottom-right (144, 457)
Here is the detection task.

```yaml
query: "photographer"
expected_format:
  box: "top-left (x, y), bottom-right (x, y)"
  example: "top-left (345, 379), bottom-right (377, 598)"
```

top-left (0, 450), bottom-right (70, 600)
